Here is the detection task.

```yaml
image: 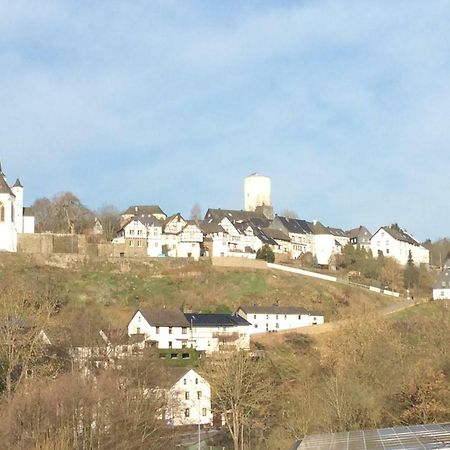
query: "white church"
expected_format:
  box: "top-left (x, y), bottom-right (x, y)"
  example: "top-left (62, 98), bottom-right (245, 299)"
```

top-left (0, 163), bottom-right (35, 252)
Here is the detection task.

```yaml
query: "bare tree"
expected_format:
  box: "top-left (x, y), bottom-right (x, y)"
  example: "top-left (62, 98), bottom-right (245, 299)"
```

top-left (95, 204), bottom-right (121, 241)
top-left (190, 203), bottom-right (202, 221)
top-left (0, 275), bottom-right (59, 400)
top-left (205, 351), bottom-right (272, 450)
top-left (280, 209), bottom-right (298, 219)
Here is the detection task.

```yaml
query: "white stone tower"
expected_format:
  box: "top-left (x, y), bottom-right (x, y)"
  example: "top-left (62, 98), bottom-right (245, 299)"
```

top-left (11, 178), bottom-right (24, 233)
top-left (244, 173), bottom-right (272, 216)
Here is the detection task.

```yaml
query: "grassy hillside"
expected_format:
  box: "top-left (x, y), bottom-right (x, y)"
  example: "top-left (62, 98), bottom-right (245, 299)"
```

top-left (1, 254), bottom-right (397, 328)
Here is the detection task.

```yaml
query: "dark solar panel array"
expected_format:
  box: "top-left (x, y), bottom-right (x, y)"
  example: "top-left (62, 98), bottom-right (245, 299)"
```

top-left (296, 423), bottom-right (450, 449)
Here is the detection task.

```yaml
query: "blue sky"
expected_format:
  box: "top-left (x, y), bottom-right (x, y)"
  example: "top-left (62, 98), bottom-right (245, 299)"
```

top-left (1, 0), bottom-right (449, 240)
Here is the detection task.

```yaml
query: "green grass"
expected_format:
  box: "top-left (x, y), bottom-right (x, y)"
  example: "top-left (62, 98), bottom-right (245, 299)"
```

top-left (391, 301), bottom-right (450, 321)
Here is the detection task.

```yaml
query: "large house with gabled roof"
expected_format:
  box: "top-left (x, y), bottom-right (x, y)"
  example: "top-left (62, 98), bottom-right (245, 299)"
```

top-left (127, 309), bottom-right (251, 353)
top-left (370, 226), bottom-right (429, 266)
top-left (0, 163), bottom-right (35, 252)
top-left (237, 305), bottom-right (324, 334)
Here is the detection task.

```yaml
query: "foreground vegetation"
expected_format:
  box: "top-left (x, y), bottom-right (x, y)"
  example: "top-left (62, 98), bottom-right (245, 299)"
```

top-left (1, 254), bottom-right (449, 449)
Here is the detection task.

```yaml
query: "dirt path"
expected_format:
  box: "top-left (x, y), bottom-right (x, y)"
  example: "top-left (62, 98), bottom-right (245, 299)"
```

top-left (252, 299), bottom-right (422, 345)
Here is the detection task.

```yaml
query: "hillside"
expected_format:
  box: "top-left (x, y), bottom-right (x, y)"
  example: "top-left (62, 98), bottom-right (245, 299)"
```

top-left (1, 253), bottom-right (398, 329)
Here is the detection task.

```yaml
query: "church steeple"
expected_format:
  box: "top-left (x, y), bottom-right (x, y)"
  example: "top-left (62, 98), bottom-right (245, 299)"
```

top-left (13, 178), bottom-right (23, 188)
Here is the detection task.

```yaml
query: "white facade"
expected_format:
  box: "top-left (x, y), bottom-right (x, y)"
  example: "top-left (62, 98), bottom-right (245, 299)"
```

top-left (127, 310), bottom-right (251, 354)
top-left (0, 169), bottom-right (34, 253)
top-left (237, 307), bottom-right (324, 334)
top-left (165, 369), bottom-right (213, 427)
top-left (147, 223), bottom-right (163, 257)
top-left (313, 234), bottom-right (339, 266)
top-left (370, 227), bottom-right (429, 266)
top-left (244, 173), bottom-right (271, 212)
top-left (432, 267), bottom-right (450, 300)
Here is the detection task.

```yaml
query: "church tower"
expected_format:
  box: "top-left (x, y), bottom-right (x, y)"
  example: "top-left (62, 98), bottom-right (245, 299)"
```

top-left (0, 162), bottom-right (18, 251)
top-left (11, 178), bottom-right (24, 233)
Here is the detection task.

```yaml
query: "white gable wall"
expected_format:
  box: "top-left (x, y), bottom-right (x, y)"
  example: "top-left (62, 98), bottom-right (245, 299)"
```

top-left (167, 370), bottom-right (212, 427)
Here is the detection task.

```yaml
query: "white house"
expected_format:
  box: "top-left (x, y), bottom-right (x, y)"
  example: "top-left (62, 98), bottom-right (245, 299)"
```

top-left (370, 226), bottom-right (429, 266)
top-left (236, 305), bottom-right (324, 334)
top-left (177, 221), bottom-right (203, 260)
top-left (127, 309), bottom-right (251, 354)
top-left (432, 264), bottom-right (450, 300)
top-left (162, 367), bottom-right (213, 427)
top-left (0, 164), bottom-right (35, 252)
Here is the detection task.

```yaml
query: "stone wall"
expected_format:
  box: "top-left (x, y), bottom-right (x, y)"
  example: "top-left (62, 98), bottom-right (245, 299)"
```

top-left (211, 257), bottom-right (268, 270)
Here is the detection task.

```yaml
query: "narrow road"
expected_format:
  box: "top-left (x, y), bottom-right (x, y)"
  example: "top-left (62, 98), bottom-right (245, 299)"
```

top-left (252, 299), bottom-right (422, 344)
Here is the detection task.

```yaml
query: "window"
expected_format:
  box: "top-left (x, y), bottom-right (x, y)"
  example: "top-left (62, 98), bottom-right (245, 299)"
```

top-left (168, 341), bottom-right (172, 349)
top-left (136, 327), bottom-right (141, 334)
top-left (284, 315), bottom-right (287, 320)
top-left (129, 241), bottom-right (134, 247)
top-left (156, 326), bottom-right (160, 334)
top-left (169, 327), bottom-right (173, 334)
top-left (254, 324), bottom-right (258, 328)
top-left (266, 314), bottom-right (269, 319)
top-left (182, 327), bottom-right (187, 334)
top-left (298, 315), bottom-right (301, 319)
top-left (185, 392), bottom-right (190, 400)
top-left (202, 408), bottom-right (207, 416)
top-left (386, 248), bottom-right (390, 254)
top-left (275, 315), bottom-right (278, 320)
top-left (130, 229), bottom-right (135, 235)
top-left (276, 323), bottom-right (279, 329)
top-left (197, 391), bottom-right (202, 399)
top-left (183, 378), bottom-right (187, 385)
top-left (253, 314), bottom-right (256, 319)
top-left (195, 378), bottom-right (198, 384)
top-left (0, 203), bottom-right (4, 222)
top-left (184, 408), bottom-right (190, 418)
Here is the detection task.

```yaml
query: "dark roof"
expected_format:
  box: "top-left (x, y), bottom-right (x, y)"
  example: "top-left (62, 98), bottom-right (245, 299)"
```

top-left (307, 220), bottom-right (330, 235)
top-left (205, 208), bottom-right (268, 223)
top-left (294, 423), bottom-right (450, 450)
top-left (122, 205), bottom-right (166, 217)
top-left (13, 178), bottom-right (23, 188)
top-left (199, 218), bottom-right (226, 234)
top-left (433, 267), bottom-right (450, 289)
top-left (139, 216), bottom-right (162, 227)
top-left (139, 309), bottom-right (190, 327)
top-left (345, 226), bottom-right (372, 239)
top-left (184, 313), bottom-right (250, 327)
top-left (270, 216), bottom-right (313, 235)
top-left (23, 206), bottom-right (34, 217)
top-left (328, 227), bottom-right (347, 237)
top-left (252, 226), bottom-right (278, 246)
top-left (239, 305), bottom-right (322, 316)
top-left (263, 228), bottom-right (290, 241)
top-left (375, 226), bottom-right (420, 246)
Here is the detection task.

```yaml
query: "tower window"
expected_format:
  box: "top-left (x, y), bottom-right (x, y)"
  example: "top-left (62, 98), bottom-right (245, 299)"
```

top-left (0, 203), bottom-right (4, 222)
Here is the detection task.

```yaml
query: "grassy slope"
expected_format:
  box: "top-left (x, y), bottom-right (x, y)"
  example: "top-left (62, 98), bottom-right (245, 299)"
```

top-left (0, 254), bottom-right (398, 328)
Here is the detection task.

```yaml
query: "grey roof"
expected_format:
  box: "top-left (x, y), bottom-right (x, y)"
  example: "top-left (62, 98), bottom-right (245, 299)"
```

top-left (199, 218), bottom-right (226, 234)
top-left (328, 227), bottom-right (348, 237)
top-left (264, 228), bottom-right (291, 241)
top-left (185, 313), bottom-right (250, 327)
top-left (345, 225), bottom-right (372, 240)
top-left (270, 216), bottom-right (313, 235)
top-left (122, 205), bottom-right (166, 217)
top-left (433, 267), bottom-right (450, 290)
top-left (239, 305), bottom-right (322, 316)
top-left (205, 208), bottom-right (268, 223)
top-left (307, 220), bottom-right (330, 235)
top-left (13, 178), bottom-right (23, 188)
top-left (294, 423), bottom-right (450, 449)
top-left (139, 309), bottom-right (190, 327)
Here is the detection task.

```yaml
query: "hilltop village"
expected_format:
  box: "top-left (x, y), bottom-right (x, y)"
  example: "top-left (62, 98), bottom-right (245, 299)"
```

top-left (1, 163), bottom-right (450, 449)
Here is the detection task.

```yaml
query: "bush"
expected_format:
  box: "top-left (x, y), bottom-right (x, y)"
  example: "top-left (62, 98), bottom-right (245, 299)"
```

top-left (256, 245), bottom-right (275, 263)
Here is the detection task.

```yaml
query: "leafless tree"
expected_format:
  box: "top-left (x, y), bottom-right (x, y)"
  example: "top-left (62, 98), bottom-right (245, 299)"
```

top-left (190, 203), bottom-right (202, 221)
